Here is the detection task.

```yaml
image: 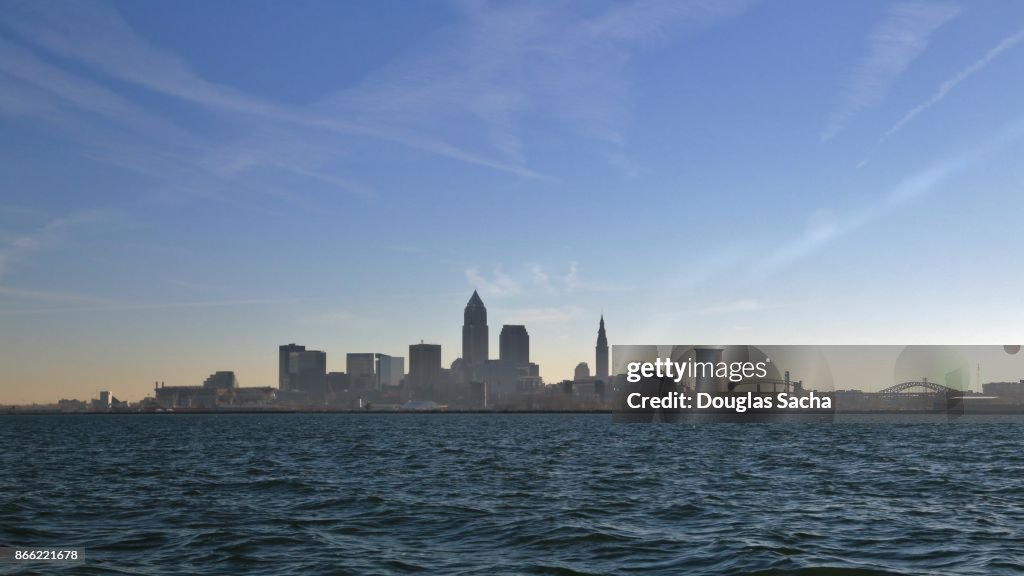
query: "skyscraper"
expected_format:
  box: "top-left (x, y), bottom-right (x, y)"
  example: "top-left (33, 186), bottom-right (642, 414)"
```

top-left (279, 343), bottom-right (305, 391)
top-left (291, 349), bottom-right (327, 396)
top-left (595, 315), bottom-right (609, 380)
top-left (409, 343), bottom-right (442, 393)
top-left (499, 325), bottom-right (529, 367)
top-left (347, 353), bottom-right (376, 391)
top-left (376, 354), bottom-right (404, 389)
top-left (462, 290), bottom-right (488, 366)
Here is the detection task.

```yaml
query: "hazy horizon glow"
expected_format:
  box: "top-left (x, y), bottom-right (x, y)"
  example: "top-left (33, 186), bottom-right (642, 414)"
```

top-left (2, 1), bottom-right (1024, 403)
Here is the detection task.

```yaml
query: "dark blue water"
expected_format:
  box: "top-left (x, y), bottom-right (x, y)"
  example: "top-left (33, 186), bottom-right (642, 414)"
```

top-left (2, 414), bottom-right (1023, 575)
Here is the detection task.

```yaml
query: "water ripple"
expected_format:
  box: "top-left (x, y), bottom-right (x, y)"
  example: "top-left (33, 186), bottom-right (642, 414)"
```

top-left (1, 414), bottom-right (1023, 575)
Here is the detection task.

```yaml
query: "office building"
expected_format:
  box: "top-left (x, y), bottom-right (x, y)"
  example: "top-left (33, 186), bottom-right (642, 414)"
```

top-left (499, 324), bottom-right (529, 367)
top-left (347, 353), bottom-right (377, 391)
top-left (409, 343), bottom-right (442, 393)
top-left (279, 343), bottom-right (305, 391)
top-left (377, 354), bottom-right (405, 389)
top-left (290, 349), bottom-right (327, 397)
top-left (575, 362), bottom-right (590, 381)
top-left (462, 290), bottom-right (488, 366)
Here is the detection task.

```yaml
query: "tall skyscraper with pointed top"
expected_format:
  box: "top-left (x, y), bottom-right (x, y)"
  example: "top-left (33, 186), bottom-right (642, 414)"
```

top-left (463, 290), bottom-right (489, 366)
top-left (595, 315), bottom-right (609, 380)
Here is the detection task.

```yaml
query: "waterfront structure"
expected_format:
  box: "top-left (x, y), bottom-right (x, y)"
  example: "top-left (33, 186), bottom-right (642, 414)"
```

top-left (469, 381), bottom-right (487, 409)
top-left (499, 325), bottom-right (529, 367)
top-left (90, 391), bottom-right (127, 411)
top-left (477, 359), bottom-right (543, 401)
top-left (58, 398), bottom-right (90, 411)
top-left (596, 315), bottom-right (609, 380)
top-left (153, 374), bottom-right (275, 408)
top-left (983, 380), bottom-right (1024, 400)
top-left (462, 290), bottom-right (488, 366)
top-left (154, 383), bottom-right (216, 408)
top-left (203, 371), bottom-right (238, 390)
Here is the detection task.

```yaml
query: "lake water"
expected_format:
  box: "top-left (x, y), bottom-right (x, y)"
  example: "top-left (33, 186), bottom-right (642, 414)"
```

top-left (2, 413), bottom-right (1023, 575)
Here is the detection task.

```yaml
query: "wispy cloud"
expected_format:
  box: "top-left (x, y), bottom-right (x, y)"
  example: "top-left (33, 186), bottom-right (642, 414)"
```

top-left (3, 0), bottom-right (757, 188)
top-left (562, 261), bottom-right (627, 293)
top-left (883, 27), bottom-right (1024, 140)
top-left (689, 299), bottom-right (780, 316)
top-left (0, 210), bottom-right (107, 279)
top-left (496, 305), bottom-right (584, 326)
top-left (469, 261), bottom-right (628, 299)
top-left (465, 266), bottom-right (522, 297)
top-left (317, 0), bottom-right (755, 175)
top-left (0, 37), bottom-right (192, 142)
top-left (0, 296), bottom-right (313, 316)
top-left (759, 115), bottom-right (1024, 273)
top-left (632, 115), bottom-right (1024, 343)
top-left (639, 299), bottom-right (790, 324)
top-left (0, 36), bottom-right (374, 206)
top-left (2, 0), bottom-right (544, 179)
top-left (822, 2), bottom-right (959, 142)
top-left (0, 285), bottom-right (114, 305)
top-left (3, 1), bottom-right (276, 117)
top-left (298, 309), bottom-right (356, 326)
top-left (586, 0), bottom-right (756, 41)
top-left (754, 157), bottom-right (967, 273)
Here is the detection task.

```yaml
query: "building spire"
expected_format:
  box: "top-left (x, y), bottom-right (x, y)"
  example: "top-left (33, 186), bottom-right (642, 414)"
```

top-left (463, 290), bottom-right (489, 366)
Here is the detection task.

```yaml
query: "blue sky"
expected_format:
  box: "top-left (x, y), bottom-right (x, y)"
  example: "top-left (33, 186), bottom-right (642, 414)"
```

top-left (2, 0), bottom-right (1024, 403)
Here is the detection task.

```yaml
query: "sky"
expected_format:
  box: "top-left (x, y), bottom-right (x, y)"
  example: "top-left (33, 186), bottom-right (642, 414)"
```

top-left (2, 0), bottom-right (1024, 403)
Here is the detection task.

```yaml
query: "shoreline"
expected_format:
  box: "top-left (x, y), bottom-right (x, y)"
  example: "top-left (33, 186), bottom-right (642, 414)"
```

top-left (5, 408), bottom-right (1024, 416)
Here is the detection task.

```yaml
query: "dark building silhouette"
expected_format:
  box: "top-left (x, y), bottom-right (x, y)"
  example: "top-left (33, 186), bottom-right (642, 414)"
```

top-left (470, 381), bottom-right (487, 409)
top-left (292, 350), bottom-right (327, 398)
top-left (499, 324), bottom-right (530, 367)
top-left (596, 315), bottom-right (609, 380)
top-left (462, 290), bottom-right (489, 366)
top-left (694, 346), bottom-right (724, 395)
top-left (279, 343), bottom-right (328, 398)
top-left (154, 372), bottom-right (275, 408)
top-left (203, 371), bottom-right (238, 390)
top-left (575, 362), bottom-right (590, 381)
top-left (984, 380), bottom-right (1024, 400)
top-left (344, 353), bottom-right (402, 392)
top-left (279, 343), bottom-right (305, 391)
top-left (347, 353), bottom-right (376, 391)
top-left (409, 343), bottom-right (442, 394)
top-left (376, 354), bottom-right (404, 389)
top-left (327, 372), bottom-right (349, 397)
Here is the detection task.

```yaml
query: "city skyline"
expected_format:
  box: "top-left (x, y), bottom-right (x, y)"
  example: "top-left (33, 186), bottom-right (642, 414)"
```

top-left (4, 1), bottom-right (1024, 403)
top-left (21, 341), bottom-right (1024, 411)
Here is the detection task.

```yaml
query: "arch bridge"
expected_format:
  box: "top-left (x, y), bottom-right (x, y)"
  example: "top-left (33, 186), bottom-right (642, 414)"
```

top-left (729, 378), bottom-right (803, 393)
top-left (878, 380), bottom-right (961, 395)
